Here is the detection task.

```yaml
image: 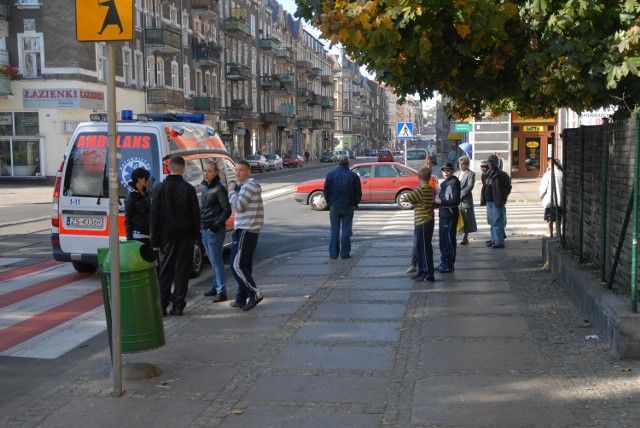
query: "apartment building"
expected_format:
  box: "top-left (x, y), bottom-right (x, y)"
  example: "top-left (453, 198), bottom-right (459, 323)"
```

top-left (0, 0), bottom-right (336, 180)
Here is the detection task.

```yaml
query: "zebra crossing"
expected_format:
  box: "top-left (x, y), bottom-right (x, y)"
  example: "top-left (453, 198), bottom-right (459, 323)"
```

top-left (354, 202), bottom-right (547, 238)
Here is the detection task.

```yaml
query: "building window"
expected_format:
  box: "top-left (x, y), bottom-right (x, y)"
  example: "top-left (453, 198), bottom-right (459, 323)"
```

top-left (123, 49), bottom-right (132, 86)
top-left (135, 0), bottom-right (142, 28)
top-left (18, 34), bottom-right (43, 79)
top-left (135, 52), bottom-right (144, 88)
top-left (171, 61), bottom-right (179, 88)
top-left (0, 112), bottom-right (42, 177)
top-left (156, 58), bottom-right (164, 86)
top-left (183, 65), bottom-right (190, 97)
top-left (343, 117), bottom-right (351, 131)
top-left (146, 57), bottom-right (155, 86)
top-left (96, 43), bottom-right (107, 82)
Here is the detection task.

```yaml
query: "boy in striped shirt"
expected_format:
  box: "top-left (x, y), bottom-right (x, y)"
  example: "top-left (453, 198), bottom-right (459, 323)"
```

top-left (403, 167), bottom-right (436, 282)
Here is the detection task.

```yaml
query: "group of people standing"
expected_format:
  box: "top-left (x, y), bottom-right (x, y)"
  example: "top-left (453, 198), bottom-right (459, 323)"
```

top-left (124, 156), bottom-right (265, 317)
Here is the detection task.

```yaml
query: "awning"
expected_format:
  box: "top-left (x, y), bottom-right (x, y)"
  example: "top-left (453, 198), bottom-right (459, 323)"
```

top-left (447, 132), bottom-right (462, 140)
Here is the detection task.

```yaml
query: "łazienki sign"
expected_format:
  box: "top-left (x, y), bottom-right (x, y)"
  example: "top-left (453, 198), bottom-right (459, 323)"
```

top-left (22, 88), bottom-right (105, 109)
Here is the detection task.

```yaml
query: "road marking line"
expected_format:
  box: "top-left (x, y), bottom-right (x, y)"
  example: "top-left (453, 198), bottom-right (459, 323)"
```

top-left (0, 259), bottom-right (61, 282)
top-left (0, 272), bottom-right (91, 309)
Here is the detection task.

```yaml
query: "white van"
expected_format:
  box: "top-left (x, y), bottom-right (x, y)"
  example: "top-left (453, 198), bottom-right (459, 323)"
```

top-left (405, 148), bottom-right (429, 171)
top-left (51, 113), bottom-right (237, 276)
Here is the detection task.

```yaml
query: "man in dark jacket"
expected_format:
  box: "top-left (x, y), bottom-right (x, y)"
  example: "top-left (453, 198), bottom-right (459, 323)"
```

top-left (200, 161), bottom-right (232, 302)
top-left (150, 156), bottom-right (201, 316)
top-left (435, 162), bottom-right (461, 272)
top-left (323, 156), bottom-right (362, 259)
top-left (480, 154), bottom-right (512, 249)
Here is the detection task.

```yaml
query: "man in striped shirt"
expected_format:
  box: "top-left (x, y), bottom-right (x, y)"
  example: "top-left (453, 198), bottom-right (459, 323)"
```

top-left (228, 160), bottom-right (265, 311)
top-left (403, 167), bottom-right (436, 282)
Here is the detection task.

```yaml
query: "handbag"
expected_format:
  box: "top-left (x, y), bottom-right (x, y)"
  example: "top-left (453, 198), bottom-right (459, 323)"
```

top-left (457, 209), bottom-right (464, 233)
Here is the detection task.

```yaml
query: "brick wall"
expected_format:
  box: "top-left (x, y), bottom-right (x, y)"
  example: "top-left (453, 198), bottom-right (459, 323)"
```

top-left (562, 119), bottom-right (637, 294)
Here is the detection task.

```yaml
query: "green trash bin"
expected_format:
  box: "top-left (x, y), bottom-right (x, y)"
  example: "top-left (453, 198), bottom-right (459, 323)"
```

top-left (98, 240), bottom-right (165, 354)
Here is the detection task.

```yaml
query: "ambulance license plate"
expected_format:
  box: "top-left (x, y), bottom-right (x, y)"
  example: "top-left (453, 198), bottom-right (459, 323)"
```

top-left (67, 216), bottom-right (104, 229)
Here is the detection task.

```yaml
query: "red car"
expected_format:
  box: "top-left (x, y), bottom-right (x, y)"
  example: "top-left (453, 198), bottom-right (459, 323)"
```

top-left (283, 154), bottom-right (305, 168)
top-left (293, 162), bottom-right (419, 210)
top-left (377, 149), bottom-right (395, 162)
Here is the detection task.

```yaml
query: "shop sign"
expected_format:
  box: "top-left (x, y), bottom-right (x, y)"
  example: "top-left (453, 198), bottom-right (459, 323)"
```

top-left (523, 126), bottom-right (544, 132)
top-left (23, 88), bottom-right (105, 109)
top-left (453, 123), bottom-right (472, 133)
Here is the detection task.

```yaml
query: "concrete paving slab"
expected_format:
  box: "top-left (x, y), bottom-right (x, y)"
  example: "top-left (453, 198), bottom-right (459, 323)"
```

top-left (451, 261), bottom-right (499, 269)
top-left (412, 375), bottom-right (576, 427)
top-left (337, 277), bottom-right (414, 289)
top-left (259, 284), bottom-right (322, 297)
top-left (312, 302), bottom-right (406, 319)
top-left (242, 295), bottom-right (309, 316)
top-left (430, 280), bottom-right (511, 292)
top-left (271, 345), bottom-right (396, 371)
top-left (283, 255), bottom-right (335, 265)
top-left (422, 315), bottom-right (533, 338)
top-left (419, 341), bottom-right (547, 371)
top-left (266, 263), bottom-right (341, 276)
top-left (426, 293), bottom-right (520, 314)
top-left (327, 289), bottom-right (411, 302)
top-left (260, 276), bottom-right (325, 286)
top-left (354, 256), bottom-right (407, 267)
top-left (127, 336), bottom-right (266, 364)
top-left (173, 314), bottom-right (291, 337)
top-left (348, 266), bottom-right (412, 278)
top-left (218, 408), bottom-right (382, 428)
top-left (245, 374), bottom-right (388, 404)
top-left (42, 397), bottom-right (208, 427)
top-left (294, 321), bottom-right (402, 342)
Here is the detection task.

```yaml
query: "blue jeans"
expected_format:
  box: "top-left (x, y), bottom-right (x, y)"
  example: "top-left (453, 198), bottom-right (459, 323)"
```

top-left (439, 209), bottom-right (458, 267)
top-left (415, 220), bottom-right (435, 279)
top-left (487, 202), bottom-right (506, 244)
top-left (329, 211), bottom-right (354, 259)
top-left (201, 228), bottom-right (226, 293)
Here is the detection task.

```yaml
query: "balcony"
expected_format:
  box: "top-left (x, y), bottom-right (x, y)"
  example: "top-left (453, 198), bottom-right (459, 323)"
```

top-left (279, 73), bottom-right (294, 84)
top-left (260, 75), bottom-right (280, 90)
top-left (145, 28), bottom-right (182, 54)
top-left (224, 9), bottom-right (251, 38)
top-left (0, 75), bottom-right (10, 96)
top-left (297, 88), bottom-right (313, 102)
top-left (352, 87), bottom-right (361, 96)
top-left (297, 118), bottom-right (312, 128)
top-left (191, 0), bottom-right (218, 18)
top-left (0, 0), bottom-right (8, 19)
top-left (193, 42), bottom-right (221, 65)
top-left (277, 116), bottom-right (291, 127)
top-left (309, 93), bottom-right (320, 105)
top-left (259, 37), bottom-right (280, 51)
top-left (193, 96), bottom-right (221, 112)
top-left (276, 47), bottom-right (294, 63)
top-left (312, 119), bottom-right (323, 129)
top-left (278, 82), bottom-right (294, 96)
top-left (323, 121), bottom-right (334, 130)
top-left (261, 112), bottom-right (281, 124)
top-left (0, 49), bottom-right (8, 67)
top-left (321, 74), bottom-right (333, 86)
top-left (311, 67), bottom-right (321, 78)
top-left (147, 88), bottom-right (184, 107)
top-left (280, 103), bottom-right (295, 117)
top-left (227, 99), bottom-right (251, 121)
top-left (296, 60), bottom-right (312, 71)
top-left (321, 97), bottom-right (334, 109)
top-left (226, 63), bottom-right (250, 80)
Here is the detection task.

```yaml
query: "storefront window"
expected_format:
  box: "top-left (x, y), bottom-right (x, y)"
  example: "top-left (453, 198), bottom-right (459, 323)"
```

top-left (0, 113), bottom-right (13, 136)
top-left (15, 112), bottom-right (39, 135)
top-left (0, 140), bottom-right (10, 176)
top-left (11, 140), bottom-right (41, 176)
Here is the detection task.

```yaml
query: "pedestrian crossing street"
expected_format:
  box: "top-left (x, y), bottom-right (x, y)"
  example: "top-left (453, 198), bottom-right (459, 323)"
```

top-left (354, 202), bottom-right (547, 238)
top-left (0, 203), bottom-right (545, 360)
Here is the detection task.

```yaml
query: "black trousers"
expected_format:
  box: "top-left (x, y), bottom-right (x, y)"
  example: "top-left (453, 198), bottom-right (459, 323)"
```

top-left (158, 238), bottom-right (194, 310)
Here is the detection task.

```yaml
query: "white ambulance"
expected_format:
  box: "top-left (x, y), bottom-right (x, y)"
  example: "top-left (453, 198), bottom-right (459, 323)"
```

top-left (51, 112), bottom-right (237, 276)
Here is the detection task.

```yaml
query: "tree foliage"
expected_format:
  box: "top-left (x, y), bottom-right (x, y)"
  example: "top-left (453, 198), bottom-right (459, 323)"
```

top-left (295, 0), bottom-right (640, 118)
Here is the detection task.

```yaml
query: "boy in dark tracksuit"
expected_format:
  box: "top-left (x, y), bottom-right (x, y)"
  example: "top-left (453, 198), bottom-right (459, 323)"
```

top-left (436, 162), bottom-right (461, 273)
top-left (150, 156), bottom-right (201, 316)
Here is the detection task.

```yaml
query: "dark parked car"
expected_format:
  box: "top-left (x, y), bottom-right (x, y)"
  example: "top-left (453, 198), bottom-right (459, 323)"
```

top-left (321, 151), bottom-right (338, 163)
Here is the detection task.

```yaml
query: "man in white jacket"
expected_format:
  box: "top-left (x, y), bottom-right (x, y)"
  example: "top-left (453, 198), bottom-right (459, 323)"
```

top-left (539, 158), bottom-right (563, 237)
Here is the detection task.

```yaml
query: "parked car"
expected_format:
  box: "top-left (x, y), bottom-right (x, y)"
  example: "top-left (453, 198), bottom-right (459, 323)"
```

top-left (294, 162), bottom-right (419, 210)
top-left (283, 154), bottom-right (304, 168)
top-left (377, 149), bottom-right (394, 162)
top-left (365, 148), bottom-right (377, 156)
top-left (265, 154), bottom-right (283, 170)
top-left (405, 148), bottom-right (429, 171)
top-left (321, 151), bottom-right (338, 163)
top-left (338, 150), bottom-right (349, 159)
top-left (245, 154), bottom-right (269, 173)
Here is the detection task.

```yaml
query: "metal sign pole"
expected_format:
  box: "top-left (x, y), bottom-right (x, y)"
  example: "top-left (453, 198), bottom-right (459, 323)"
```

top-left (107, 41), bottom-right (122, 397)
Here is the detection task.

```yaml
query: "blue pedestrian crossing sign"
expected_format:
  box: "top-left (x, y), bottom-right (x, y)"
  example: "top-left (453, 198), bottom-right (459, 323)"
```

top-left (397, 122), bottom-right (413, 140)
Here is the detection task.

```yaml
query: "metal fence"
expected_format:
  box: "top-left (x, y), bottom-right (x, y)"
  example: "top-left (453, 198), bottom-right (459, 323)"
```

top-left (560, 114), bottom-right (640, 310)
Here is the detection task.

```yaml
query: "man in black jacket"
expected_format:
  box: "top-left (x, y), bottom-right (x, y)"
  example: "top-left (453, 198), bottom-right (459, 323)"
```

top-left (150, 156), bottom-right (201, 316)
